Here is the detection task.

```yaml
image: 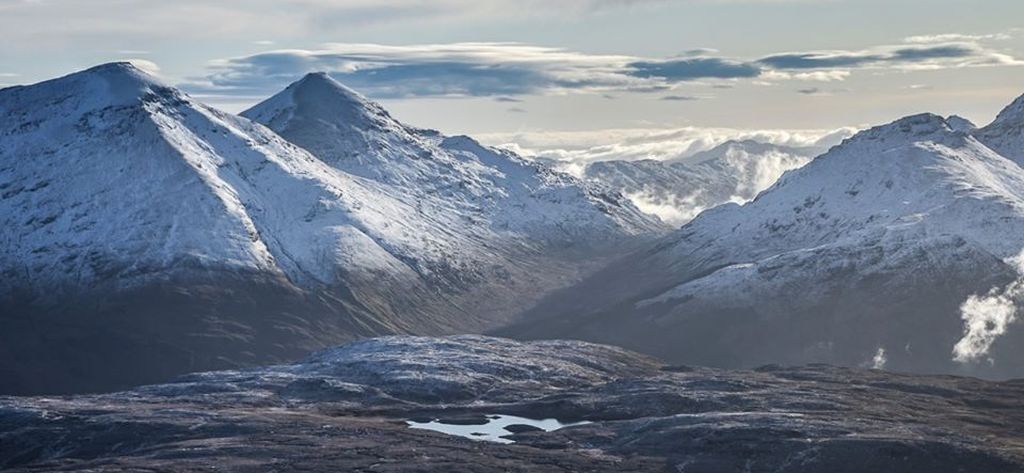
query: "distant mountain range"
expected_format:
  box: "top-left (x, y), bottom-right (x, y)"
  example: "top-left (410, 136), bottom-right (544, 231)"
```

top-left (505, 99), bottom-right (1024, 378)
top-left (581, 139), bottom-right (835, 225)
top-left (5, 61), bottom-right (1024, 394)
top-left (0, 63), bottom-right (664, 394)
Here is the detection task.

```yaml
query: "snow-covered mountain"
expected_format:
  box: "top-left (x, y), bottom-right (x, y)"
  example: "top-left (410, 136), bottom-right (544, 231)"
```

top-left (976, 94), bottom-right (1024, 164)
top-left (240, 73), bottom-right (660, 245)
top-left (583, 140), bottom-right (823, 225)
top-left (0, 63), bottom-right (663, 394)
top-left (506, 97), bottom-right (1024, 378)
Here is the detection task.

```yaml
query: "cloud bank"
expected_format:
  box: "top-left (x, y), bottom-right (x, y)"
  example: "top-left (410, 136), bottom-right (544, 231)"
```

top-left (480, 125), bottom-right (856, 168)
top-left (187, 32), bottom-right (1021, 100)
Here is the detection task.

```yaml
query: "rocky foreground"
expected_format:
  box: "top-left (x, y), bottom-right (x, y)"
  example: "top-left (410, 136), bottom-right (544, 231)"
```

top-left (2, 336), bottom-right (1024, 472)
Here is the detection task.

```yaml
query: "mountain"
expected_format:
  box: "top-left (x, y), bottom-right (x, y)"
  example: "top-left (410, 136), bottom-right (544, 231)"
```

top-left (505, 97), bottom-right (1024, 378)
top-left (976, 94), bottom-right (1024, 164)
top-left (0, 64), bottom-right (663, 394)
top-left (240, 72), bottom-right (661, 245)
top-left (582, 140), bottom-right (828, 225)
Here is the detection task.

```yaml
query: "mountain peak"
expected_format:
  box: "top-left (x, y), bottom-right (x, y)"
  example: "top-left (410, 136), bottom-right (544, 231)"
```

top-left (241, 72), bottom-right (397, 136)
top-left (886, 112), bottom-right (947, 129)
top-left (74, 61), bottom-right (164, 92)
top-left (848, 113), bottom-right (960, 145)
top-left (0, 62), bottom-right (181, 125)
top-left (82, 61), bottom-right (147, 75)
top-left (975, 92), bottom-right (1024, 165)
top-left (989, 93), bottom-right (1024, 127)
top-left (946, 115), bottom-right (977, 133)
top-left (292, 72), bottom-right (365, 102)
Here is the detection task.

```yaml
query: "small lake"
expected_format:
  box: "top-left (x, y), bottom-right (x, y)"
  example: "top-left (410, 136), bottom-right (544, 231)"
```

top-left (407, 414), bottom-right (590, 444)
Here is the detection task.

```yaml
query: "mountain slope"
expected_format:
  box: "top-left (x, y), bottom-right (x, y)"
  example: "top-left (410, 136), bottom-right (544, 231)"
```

top-left (237, 71), bottom-right (665, 341)
top-left (241, 73), bottom-right (662, 245)
top-left (977, 94), bottom-right (1024, 164)
top-left (583, 140), bottom-right (821, 225)
top-left (0, 64), bottom-right (663, 394)
top-left (505, 103), bottom-right (1024, 378)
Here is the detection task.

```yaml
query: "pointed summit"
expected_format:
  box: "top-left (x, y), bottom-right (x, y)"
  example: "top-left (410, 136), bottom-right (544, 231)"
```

top-left (242, 72), bottom-right (398, 137)
top-left (294, 72), bottom-right (365, 100)
top-left (287, 72), bottom-right (380, 116)
top-left (976, 91), bottom-right (1024, 165)
top-left (989, 92), bottom-right (1024, 127)
top-left (240, 73), bottom-right (415, 179)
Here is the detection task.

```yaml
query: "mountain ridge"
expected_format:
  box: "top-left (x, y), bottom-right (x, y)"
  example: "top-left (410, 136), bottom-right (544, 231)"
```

top-left (505, 100), bottom-right (1024, 378)
top-left (0, 64), bottom-right (664, 394)
top-left (582, 138), bottom-right (827, 225)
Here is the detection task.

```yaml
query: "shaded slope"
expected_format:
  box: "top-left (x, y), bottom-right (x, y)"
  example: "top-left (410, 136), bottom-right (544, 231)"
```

top-left (505, 109), bottom-right (1024, 378)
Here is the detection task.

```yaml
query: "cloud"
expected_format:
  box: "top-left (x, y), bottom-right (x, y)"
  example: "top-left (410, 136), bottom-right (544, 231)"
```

top-left (190, 43), bottom-right (765, 101)
top-left (680, 48), bottom-right (720, 56)
top-left (761, 69), bottom-right (850, 82)
top-left (125, 58), bottom-right (161, 75)
top-left (493, 96), bottom-right (523, 102)
top-left (479, 125), bottom-right (856, 166)
top-left (904, 33), bottom-right (1013, 44)
top-left (624, 190), bottom-right (709, 226)
top-left (794, 86), bottom-right (848, 96)
top-left (188, 32), bottom-right (1021, 100)
top-left (506, 107), bottom-right (527, 113)
top-left (953, 250), bottom-right (1024, 365)
top-left (187, 43), bottom-right (653, 99)
top-left (759, 52), bottom-right (879, 69)
top-left (871, 347), bottom-right (887, 370)
top-left (628, 57), bottom-right (760, 81)
top-left (758, 40), bottom-right (1021, 72)
top-left (0, 0), bottom-right (672, 41)
top-left (660, 95), bottom-right (700, 101)
top-left (891, 44), bottom-right (975, 61)
top-left (953, 280), bottom-right (1022, 364)
top-left (579, 138), bottom-right (817, 225)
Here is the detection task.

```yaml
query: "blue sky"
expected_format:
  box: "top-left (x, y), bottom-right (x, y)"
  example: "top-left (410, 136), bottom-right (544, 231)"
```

top-left (2, 0), bottom-right (1022, 162)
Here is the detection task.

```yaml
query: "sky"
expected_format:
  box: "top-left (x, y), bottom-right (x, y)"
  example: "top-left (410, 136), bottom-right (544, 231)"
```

top-left (2, 0), bottom-right (1023, 164)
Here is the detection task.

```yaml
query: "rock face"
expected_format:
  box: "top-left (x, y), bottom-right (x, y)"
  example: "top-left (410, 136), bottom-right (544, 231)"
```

top-left (0, 64), bottom-right (664, 395)
top-left (505, 96), bottom-right (1024, 379)
top-left (582, 139), bottom-right (834, 225)
top-left (2, 336), bottom-right (1024, 472)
